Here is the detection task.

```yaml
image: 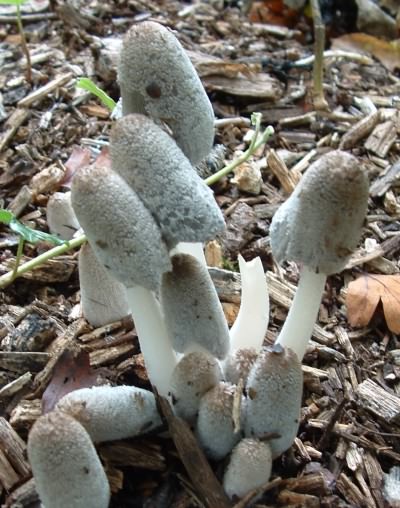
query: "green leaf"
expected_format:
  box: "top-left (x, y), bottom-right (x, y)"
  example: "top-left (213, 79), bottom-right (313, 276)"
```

top-left (0, 209), bottom-right (14, 225)
top-left (0, 0), bottom-right (29, 5)
top-left (76, 77), bottom-right (116, 111)
top-left (8, 218), bottom-right (66, 245)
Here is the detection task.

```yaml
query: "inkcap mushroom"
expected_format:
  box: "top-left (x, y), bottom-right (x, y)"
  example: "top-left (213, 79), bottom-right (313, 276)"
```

top-left (161, 253), bottom-right (230, 359)
top-left (118, 21), bottom-right (214, 165)
top-left (28, 411), bottom-right (110, 508)
top-left (270, 150), bottom-right (369, 360)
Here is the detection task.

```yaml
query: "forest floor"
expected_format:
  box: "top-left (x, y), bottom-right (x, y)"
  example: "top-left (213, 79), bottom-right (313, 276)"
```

top-left (0, 1), bottom-right (399, 507)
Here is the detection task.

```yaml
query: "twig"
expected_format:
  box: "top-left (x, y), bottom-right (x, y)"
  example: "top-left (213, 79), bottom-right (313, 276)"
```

top-left (310, 0), bottom-right (329, 111)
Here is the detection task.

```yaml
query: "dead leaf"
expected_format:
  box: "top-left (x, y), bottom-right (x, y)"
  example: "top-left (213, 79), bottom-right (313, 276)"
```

top-left (42, 349), bottom-right (99, 414)
top-left (332, 33), bottom-right (400, 72)
top-left (61, 145), bottom-right (91, 187)
top-left (346, 274), bottom-right (400, 333)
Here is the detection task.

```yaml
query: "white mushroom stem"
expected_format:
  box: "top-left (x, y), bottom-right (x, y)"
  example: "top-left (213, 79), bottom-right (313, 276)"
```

top-left (229, 255), bottom-right (269, 353)
top-left (172, 242), bottom-right (206, 265)
top-left (126, 286), bottom-right (177, 396)
top-left (274, 266), bottom-right (326, 361)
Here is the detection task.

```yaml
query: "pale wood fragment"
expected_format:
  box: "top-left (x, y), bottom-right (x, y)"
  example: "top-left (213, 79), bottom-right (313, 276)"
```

top-left (9, 399), bottom-right (41, 429)
top-left (337, 472), bottom-right (367, 507)
top-left (0, 417), bottom-right (31, 478)
top-left (266, 149), bottom-right (301, 194)
top-left (0, 448), bottom-right (20, 490)
top-left (0, 372), bottom-right (32, 398)
top-left (365, 120), bottom-right (396, 157)
top-left (339, 111), bottom-right (380, 150)
top-left (356, 378), bottom-right (400, 424)
top-left (89, 342), bottom-right (135, 367)
top-left (0, 108), bottom-right (29, 153)
top-left (18, 72), bottom-right (73, 108)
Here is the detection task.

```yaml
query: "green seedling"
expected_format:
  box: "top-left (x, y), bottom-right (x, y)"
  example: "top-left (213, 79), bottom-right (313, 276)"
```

top-left (0, 209), bottom-right (67, 285)
top-left (76, 78), bottom-right (117, 111)
top-left (0, 0), bottom-right (32, 82)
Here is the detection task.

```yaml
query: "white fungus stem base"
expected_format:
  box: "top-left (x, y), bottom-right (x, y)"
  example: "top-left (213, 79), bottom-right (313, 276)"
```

top-left (229, 255), bottom-right (269, 352)
top-left (126, 286), bottom-right (177, 396)
top-left (274, 266), bottom-right (326, 361)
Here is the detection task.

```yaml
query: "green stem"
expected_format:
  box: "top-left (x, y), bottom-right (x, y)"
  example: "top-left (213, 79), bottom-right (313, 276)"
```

top-left (10, 237), bottom-right (25, 283)
top-left (205, 125), bottom-right (274, 186)
top-left (0, 235), bottom-right (86, 288)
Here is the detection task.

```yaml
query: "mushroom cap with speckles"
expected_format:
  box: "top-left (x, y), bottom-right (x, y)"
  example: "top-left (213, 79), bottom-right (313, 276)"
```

top-left (223, 347), bottom-right (258, 385)
top-left (118, 21), bottom-right (214, 165)
top-left (47, 191), bottom-right (80, 240)
top-left (270, 150), bottom-right (369, 275)
top-left (110, 114), bottom-right (225, 250)
top-left (245, 346), bottom-right (303, 458)
top-left (161, 254), bottom-right (230, 359)
top-left (223, 438), bottom-right (272, 500)
top-left (169, 351), bottom-right (223, 423)
top-left (196, 381), bottom-right (244, 460)
top-left (71, 163), bottom-right (171, 291)
top-left (28, 411), bottom-right (110, 508)
top-left (56, 385), bottom-right (162, 442)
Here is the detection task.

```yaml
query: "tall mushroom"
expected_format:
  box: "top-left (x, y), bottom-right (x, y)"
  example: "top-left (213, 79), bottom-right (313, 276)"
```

top-left (270, 150), bottom-right (369, 360)
top-left (118, 21), bottom-right (215, 165)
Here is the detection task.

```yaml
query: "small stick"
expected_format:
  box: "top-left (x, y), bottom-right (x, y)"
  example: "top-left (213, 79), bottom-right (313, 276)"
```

top-left (310, 0), bottom-right (329, 111)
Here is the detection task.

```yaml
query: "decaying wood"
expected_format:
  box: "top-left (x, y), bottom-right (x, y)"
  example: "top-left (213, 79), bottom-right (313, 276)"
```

top-left (0, 417), bottom-right (31, 481)
top-left (266, 149), bottom-right (301, 194)
top-left (356, 378), bottom-right (400, 425)
top-left (339, 110), bottom-right (380, 150)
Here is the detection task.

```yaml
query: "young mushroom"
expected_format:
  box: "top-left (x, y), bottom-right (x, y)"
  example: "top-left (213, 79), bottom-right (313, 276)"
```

top-left (56, 385), bottom-right (162, 442)
top-left (47, 190), bottom-right (130, 328)
top-left (28, 411), bottom-right (110, 508)
top-left (110, 114), bottom-right (225, 250)
top-left (71, 162), bottom-right (176, 395)
top-left (118, 21), bottom-right (215, 165)
top-left (161, 253), bottom-right (230, 359)
top-left (270, 150), bottom-right (369, 360)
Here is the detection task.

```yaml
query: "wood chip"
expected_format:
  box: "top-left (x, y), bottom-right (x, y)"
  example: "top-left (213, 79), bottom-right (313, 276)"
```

top-left (18, 72), bottom-right (73, 108)
top-left (339, 111), bottom-right (380, 150)
top-left (355, 378), bottom-right (400, 424)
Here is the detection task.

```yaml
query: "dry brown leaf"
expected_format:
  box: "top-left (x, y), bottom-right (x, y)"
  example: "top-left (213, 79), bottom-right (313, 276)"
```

top-left (346, 274), bottom-right (400, 333)
top-left (332, 33), bottom-right (400, 72)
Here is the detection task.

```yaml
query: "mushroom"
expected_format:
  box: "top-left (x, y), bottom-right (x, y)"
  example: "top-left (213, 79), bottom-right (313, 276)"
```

top-left (71, 162), bottom-right (176, 395)
top-left (223, 347), bottom-right (258, 385)
top-left (270, 150), bottom-right (369, 360)
top-left (110, 114), bottom-right (225, 250)
top-left (196, 381), bottom-right (244, 460)
top-left (223, 438), bottom-right (272, 500)
top-left (46, 190), bottom-right (130, 328)
top-left (169, 351), bottom-right (223, 423)
top-left (118, 21), bottom-right (214, 165)
top-left (244, 344), bottom-right (302, 458)
top-left (161, 253), bottom-right (230, 359)
top-left (28, 411), bottom-right (110, 508)
top-left (56, 385), bottom-right (162, 442)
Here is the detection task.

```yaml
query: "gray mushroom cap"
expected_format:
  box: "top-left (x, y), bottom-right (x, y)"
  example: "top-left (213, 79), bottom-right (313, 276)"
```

top-left (71, 162), bottom-right (171, 291)
top-left (245, 345), bottom-right (303, 458)
top-left (28, 411), bottom-right (110, 508)
top-left (118, 21), bottom-right (214, 165)
top-left (46, 191), bottom-right (80, 240)
top-left (110, 114), bottom-right (225, 250)
top-left (270, 150), bottom-right (369, 275)
top-left (161, 253), bottom-right (230, 359)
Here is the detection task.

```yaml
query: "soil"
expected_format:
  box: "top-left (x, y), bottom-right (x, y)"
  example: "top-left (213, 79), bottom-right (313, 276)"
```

top-left (0, 1), bottom-right (399, 507)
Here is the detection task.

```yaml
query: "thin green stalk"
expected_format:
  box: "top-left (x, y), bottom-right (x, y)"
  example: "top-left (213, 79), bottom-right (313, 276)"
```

top-left (10, 237), bottom-right (25, 283)
top-left (0, 235), bottom-right (86, 288)
top-left (16, 2), bottom-right (31, 82)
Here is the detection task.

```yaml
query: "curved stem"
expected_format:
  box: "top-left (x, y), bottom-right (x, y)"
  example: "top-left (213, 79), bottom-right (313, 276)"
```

top-left (229, 255), bottom-right (269, 352)
top-left (274, 266), bottom-right (326, 361)
top-left (126, 286), bottom-right (177, 396)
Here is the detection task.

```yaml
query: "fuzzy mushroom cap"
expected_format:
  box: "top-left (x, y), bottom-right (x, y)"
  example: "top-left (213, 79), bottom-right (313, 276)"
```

top-left (196, 381), bottom-right (244, 460)
top-left (110, 114), bottom-right (225, 250)
top-left (56, 385), bottom-right (162, 442)
top-left (245, 345), bottom-right (303, 458)
top-left (270, 150), bottom-right (369, 275)
top-left (169, 351), bottom-right (223, 423)
top-left (161, 254), bottom-right (230, 359)
top-left (118, 21), bottom-right (214, 165)
top-left (71, 163), bottom-right (171, 291)
top-left (223, 438), bottom-right (272, 500)
top-left (223, 347), bottom-right (258, 385)
top-left (28, 411), bottom-right (110, 508)
top-left (47, 191), bottom-right (80, 240)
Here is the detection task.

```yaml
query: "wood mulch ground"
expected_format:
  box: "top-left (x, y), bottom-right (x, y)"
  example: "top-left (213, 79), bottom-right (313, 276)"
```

top-left (0, 1), bottom-right (399, 507)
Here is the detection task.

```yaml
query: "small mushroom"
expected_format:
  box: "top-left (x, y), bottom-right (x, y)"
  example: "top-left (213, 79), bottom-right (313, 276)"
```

top-left (223, 347), bottom-right (258, 385)
top-left (244, 345), bottom-right (302, 458)
top-left (161, 253), bottom-right (230, 359)
top-left (46, 191), bottom-right (80, 240)
top-left (196, 381), bottom-right (244, 460)
top-left (110, 114), bottom-right (225, 250)
top-left (223, 437), bottom-right (272, 500)
top-left (56, 385), bottom-right (162, 442)
top-left (118, 21), bottom-right (214, 165)
top-left (28, 411), bottom-right (110, 508)
top-left (270, 150), bottom-right (369, 360)
top-left (169, 351), bottom-right (223, 423)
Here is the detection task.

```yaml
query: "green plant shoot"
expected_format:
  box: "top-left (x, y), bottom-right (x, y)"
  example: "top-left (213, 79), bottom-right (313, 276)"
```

top-left (76, 78), bottom-right (117, 111)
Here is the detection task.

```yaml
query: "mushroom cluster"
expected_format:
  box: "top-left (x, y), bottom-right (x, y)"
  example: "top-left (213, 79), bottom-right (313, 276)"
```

top-left (31, 21), bottom-right (370, 507)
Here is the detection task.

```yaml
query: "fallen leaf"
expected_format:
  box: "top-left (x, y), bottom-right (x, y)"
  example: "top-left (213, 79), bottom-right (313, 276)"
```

top-left (332, 33), bottom-right (400, 72)
top-left (346, 274), bottom-right (400, 333)
top-left (42, 349), bottom-right (99, 414)
top-left (61, 145), bottom-right (91, 187)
